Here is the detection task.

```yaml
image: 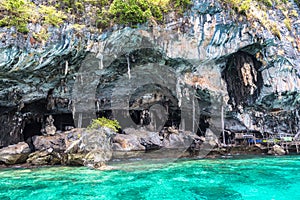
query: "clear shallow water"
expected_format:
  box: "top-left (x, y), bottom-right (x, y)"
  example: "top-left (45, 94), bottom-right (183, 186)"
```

top-left (0, 156), bottom-right (300, 200)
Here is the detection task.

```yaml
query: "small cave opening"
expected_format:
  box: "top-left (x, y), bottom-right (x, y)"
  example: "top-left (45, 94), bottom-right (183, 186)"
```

top-left (128, 83), bottom-right (181, 131)
top-left (197, 115), bottom-right (210, 137)
top-left (222, 51), bottom-right (263, 109)
top-left (23, 119), bottom-right (43, 141)
top-left (49, 113), bottom-right (75, 131)
top-left (195, 88), bottom-right (212, 136)
top-left (22, 117), bottom-right (43, 151)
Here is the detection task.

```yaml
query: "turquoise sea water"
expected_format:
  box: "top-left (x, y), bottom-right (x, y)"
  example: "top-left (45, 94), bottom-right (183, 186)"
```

top-left (0, 156), bottom-right (300, 200)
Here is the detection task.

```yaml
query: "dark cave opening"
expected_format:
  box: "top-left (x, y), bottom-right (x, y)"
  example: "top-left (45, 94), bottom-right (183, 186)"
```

top-left (128, 83), bottom-right (181, 130)
top-left (50, 113), bottom-right (75, 131)
top-left (222, 51), bottom-right (263, 109)
top-left (23, 120), bottom-right (43, 141)
top-left (197, 115), bottom-right (210, 137)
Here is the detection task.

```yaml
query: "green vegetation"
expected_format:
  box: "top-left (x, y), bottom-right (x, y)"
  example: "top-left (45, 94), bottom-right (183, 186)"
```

top-left (0, 0), bottom-right (66, 33)
top-left (98, 0), bottom-right (191, 28)
top-left (0, 0), bottom-right (191, 34)
top-left (39, 5), bottom-right (67, 27)
top-left (223, 0), bottom-right (297, 39)
top-left (0, 0), bottom-right (35, 33)
top-left (88, 117), bottom-right (121, 132)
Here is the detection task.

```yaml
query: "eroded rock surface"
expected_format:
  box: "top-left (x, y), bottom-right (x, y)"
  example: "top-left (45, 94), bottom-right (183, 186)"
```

top-left (0, 0), bottom-right (300, 167)
top-left (0, 142), bottom-right (30, 165)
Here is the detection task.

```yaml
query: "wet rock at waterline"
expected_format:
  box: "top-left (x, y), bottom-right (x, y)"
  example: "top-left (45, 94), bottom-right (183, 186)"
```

top-left (27, 150), bottom-right (62, 166)
top-left (0, 142), bottom-right (31, 165)
top-left (268, 145), bottom-right (286, 156)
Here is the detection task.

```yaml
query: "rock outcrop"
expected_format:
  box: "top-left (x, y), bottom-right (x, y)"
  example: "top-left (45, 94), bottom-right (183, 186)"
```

top-left (0, 0), bottom-right (300, 166)
top-left (0, 142), bottom-right (31, 165)
top-left (268, 144), bottom-right (286, 156)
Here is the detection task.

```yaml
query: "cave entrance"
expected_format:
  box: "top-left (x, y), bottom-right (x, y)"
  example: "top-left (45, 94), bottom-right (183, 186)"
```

top-left (50, 113), bottom-right (75, 131)
top-left (128, 83), bottom-right (181, 131)
top-left (222, 51), bottom-right (263, 108)
top-left (23, 119), bottom-right (42, 141)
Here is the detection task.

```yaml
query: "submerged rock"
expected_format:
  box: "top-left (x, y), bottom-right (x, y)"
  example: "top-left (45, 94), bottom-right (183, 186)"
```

top-left (0, 142), bottom-right (30, 165)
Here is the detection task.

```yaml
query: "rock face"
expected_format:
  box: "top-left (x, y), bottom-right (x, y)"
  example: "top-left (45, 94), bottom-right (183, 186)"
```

top-left (26, 128), bottom-right (115, 167)
top-left (0, 142), bottom-right (30, 165)
top-left (0, 0), bottom-right (300, 164)
top-left (32, 134), bottom-right (66, 152)
top-left (268, 144), bottom-right (286, 156)
top-left (27, 150), bottom-right (62, 166)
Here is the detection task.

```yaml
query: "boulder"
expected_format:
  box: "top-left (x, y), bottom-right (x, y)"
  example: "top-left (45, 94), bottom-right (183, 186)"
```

top-left (64, 128), bottom-right (84, 153)
top-left (27, 151), bottom-right (62, 165)
top-left (268, 144), bottom-right (286, 156)
top-left (112, 134), bottom-right (145, 151)
top-left (32, 134), bottom-right (66, 152)
top-left (204, 129), bottom-right (220, 148)
top-left (162, 131), bottom-right (200, 149)
top-left (79, 128), bottom-right (114, 168)
top-left (66, 153), bottom-right (85, 166)
top-left (0, 142), bottom-right (30, 165)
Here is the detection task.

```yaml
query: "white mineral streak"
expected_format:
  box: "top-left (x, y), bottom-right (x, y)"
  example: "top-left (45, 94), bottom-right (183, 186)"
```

top-left (241, 62), bottom-right (257, 95)
top-left (64, 61), bottom-right (68, 75)
top-left (96, 52), bottom-right (103, 69)
top-left (127, 55), bottom-right (131, 80)
top-left (176, 77), bottom-right (183, 107)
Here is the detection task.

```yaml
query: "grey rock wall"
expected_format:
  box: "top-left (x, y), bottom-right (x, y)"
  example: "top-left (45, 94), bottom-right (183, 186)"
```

top-left (0, 0), bottom-right (299, 147)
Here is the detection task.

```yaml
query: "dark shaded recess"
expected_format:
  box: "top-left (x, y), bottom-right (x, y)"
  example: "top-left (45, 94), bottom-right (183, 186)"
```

top-left (197, 115), bottom-right (210, 136)
top-left (96, 110), bottom-right (113, 119)
top-left (222, 51), bottom-right (263, 109)
top-left (21, 99), bottom-right (48, 114)
top-left (106, 48), bottom-right (164, 74)
top-left (0, 107), bottom-right (21, 148)
top-left (23, 119), bottom-right (42, 141)
top-left (49, 113), bottom-right (75, 131)
top-left (23, 118), bottom-right (42, 151)
top-left (128, 83), bottom-right (181, 129)
top-left (195, 88), bottom-right (212, 136)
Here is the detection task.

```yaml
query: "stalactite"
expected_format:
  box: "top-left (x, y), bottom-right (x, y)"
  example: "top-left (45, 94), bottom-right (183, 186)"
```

top-left (126, 55), bottom-right (131, 80)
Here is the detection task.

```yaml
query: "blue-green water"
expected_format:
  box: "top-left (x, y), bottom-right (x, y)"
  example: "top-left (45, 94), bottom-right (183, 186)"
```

top-left (0, 156), bottom-right (300, 200)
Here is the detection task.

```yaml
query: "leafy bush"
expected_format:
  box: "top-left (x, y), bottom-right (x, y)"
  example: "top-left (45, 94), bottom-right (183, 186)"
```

top-left (0, 0), bottom-right (35, 33)
top-left (88, 117), bottom-right (121, 132)
top-left (0, 0), bottom-right (192, 34)
top-left (39, 5), bottom-right (67, 27)
top-left (0, 0), bottom-right (67, 33)
top-left (98, 0), bottom-right (191, 28)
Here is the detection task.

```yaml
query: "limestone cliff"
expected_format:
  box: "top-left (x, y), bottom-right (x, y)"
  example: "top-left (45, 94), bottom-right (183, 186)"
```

top-left (0, 0), bottom-right (299, 149)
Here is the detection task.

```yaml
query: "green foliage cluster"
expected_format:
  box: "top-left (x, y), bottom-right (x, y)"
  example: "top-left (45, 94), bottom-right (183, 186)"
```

top-left (223, 0), bottom-right (296, 39)
top-left (0, 0), bottom-right (34, 33)
top-left (39, 5), bottom-right (67, 27)
top-left (97, 0), bottom-right (191, 28)
top-left (0, 0), bottom-right (192, 34)
top-left (0, 0), bottom-right (67, 33)
top-left (88, 117), bottom-right (121, 132)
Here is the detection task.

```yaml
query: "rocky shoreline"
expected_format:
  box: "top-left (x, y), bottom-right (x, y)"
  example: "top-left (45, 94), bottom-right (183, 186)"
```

top-left (1, 1), bottom-right (300, 170)
top-left (0, 126), bottom-right (293, 170)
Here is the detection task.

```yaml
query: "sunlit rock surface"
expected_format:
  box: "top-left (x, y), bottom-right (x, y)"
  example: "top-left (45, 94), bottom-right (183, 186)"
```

top-left (0, 0), bottom-right (299, 159)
